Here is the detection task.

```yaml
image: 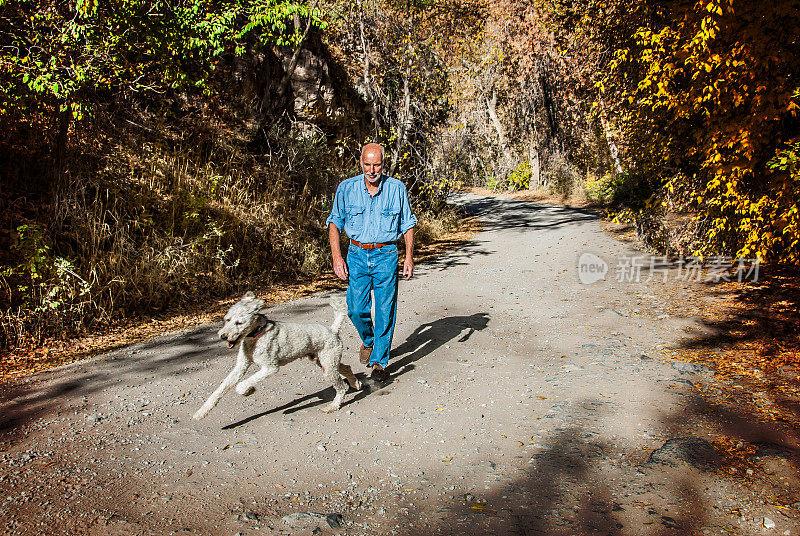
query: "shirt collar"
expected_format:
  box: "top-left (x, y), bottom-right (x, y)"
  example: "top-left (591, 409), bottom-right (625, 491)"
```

top-left (361, 173), bottom-right (385, 196)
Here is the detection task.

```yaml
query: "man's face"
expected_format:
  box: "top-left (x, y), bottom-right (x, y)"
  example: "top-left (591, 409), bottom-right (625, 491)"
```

top-left (361, 150), bottom-right (383, 184)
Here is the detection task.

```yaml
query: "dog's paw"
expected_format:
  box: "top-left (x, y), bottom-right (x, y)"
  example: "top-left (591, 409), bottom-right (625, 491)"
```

top-left (236, 384), bottom-right (255, 396)
top-left (353, 380), bottom-right (362, 390)
top-left (192, 409), bottom-right (207, 420)
top-left (320, 404), bottom-right (340, 413)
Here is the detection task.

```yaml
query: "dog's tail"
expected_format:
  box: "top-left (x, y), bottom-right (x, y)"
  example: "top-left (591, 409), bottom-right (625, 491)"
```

top-left (329, 297), bottom-right (348, 333)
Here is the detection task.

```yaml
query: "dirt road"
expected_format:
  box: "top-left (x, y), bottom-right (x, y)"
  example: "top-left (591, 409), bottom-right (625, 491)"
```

top-left (2, 193), bottom-right (799, 535)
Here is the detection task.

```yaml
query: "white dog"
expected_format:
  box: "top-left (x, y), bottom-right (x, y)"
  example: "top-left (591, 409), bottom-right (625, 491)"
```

top-left (193, 292), bottom-right (361, 419)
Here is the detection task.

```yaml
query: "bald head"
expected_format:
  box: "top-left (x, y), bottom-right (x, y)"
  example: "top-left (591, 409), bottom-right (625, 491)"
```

top-left (361, 143), bottom-right (384, 161)
top-left (360, 143), bottom-right (384, 184)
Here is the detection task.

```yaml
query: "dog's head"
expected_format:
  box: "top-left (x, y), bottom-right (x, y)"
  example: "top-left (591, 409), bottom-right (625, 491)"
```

top-left (218, 291), bottom-right (272, 348)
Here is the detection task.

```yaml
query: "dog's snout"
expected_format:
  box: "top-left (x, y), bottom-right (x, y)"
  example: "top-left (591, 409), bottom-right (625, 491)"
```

top-left (219, 333), bottom-right (227, 341)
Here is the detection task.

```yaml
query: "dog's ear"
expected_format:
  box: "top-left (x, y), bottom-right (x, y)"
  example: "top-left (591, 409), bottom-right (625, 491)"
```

top-left (255, 313), bottom-right (275, 331)
top-left (243, 291), bottom-right (255, 300)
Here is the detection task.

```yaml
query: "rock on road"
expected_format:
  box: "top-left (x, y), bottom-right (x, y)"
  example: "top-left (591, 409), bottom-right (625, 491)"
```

top-left (1, 193), bottom-right (799, 535)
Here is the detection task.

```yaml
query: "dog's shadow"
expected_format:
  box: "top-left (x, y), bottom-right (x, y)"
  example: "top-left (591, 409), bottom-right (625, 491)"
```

top-left (222, 312), bottom-right (490, 429)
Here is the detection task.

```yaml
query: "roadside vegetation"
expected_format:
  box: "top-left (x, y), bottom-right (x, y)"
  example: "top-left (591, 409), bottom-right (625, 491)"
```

top-left (1, 0), bottom-right (798, 375)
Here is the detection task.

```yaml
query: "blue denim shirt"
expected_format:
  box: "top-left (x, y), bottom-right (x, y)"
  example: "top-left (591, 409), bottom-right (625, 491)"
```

top-left (326, 174), bottom-right (417, 243)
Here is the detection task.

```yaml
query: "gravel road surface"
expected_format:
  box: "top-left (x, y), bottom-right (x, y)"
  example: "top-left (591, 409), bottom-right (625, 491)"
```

top-left (2, 193), bottom-right (799, 535)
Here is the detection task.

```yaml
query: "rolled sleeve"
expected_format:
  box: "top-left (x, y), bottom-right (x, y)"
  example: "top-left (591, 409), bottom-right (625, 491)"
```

top-left (326, 186), bottom-right (346, 231)
top-left (399, 185), bottom-right (417, 235)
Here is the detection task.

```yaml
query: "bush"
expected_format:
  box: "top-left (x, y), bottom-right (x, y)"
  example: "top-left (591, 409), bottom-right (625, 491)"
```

top-left (584, 171), bottom-right (654, 208)
top-left (506, 162), bottom-right (532, 191)
top-left (545, 152), bottom-right (578, 198)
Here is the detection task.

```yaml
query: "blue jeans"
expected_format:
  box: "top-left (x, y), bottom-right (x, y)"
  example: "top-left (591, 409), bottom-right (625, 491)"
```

top-left (346, 243), bottom-right (398, 368)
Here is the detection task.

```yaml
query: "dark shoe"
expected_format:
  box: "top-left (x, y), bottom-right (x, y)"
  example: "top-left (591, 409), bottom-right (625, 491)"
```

top-left (370, 364), bottom-right (389, 384)
top-left (359, 344), bottom-right (373, 365)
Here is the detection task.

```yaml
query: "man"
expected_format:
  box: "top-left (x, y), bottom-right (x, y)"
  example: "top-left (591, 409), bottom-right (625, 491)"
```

top-left (326, 143), bottom-right (417, 383)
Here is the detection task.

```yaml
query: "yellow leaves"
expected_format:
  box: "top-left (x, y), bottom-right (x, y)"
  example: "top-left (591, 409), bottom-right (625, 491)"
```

top-left (589, 0), bottom-right (799, 265)
top-left (704, 2), bottom-right (723, 15)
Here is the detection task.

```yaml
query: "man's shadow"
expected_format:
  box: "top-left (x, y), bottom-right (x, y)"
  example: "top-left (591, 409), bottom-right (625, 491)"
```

top-left (222, 312), bottom-right (490, 428)
top-left (386, 312), bottom-right (490, 375)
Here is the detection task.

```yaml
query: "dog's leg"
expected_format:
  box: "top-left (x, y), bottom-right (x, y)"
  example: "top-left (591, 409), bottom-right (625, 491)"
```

top-left (235, 364), bottom-right (279, 396)
top-left (338, 363), bottom-right (362, 391)
top-left (319, 347), bottom-right (348, 413)
top-left (193, 348), bottom-right (250, 420)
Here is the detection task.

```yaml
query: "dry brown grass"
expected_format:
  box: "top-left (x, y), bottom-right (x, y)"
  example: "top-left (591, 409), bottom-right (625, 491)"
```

top-left (0, 113), bottom-right (349, 355)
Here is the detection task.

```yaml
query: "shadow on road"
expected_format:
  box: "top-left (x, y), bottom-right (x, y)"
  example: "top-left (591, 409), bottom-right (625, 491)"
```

top-left (385, 389), bottom-right (800, 536)
top-left (0, 326), bottom-right (221, 435)
top-left (459, 195), bottom-right (599, 233)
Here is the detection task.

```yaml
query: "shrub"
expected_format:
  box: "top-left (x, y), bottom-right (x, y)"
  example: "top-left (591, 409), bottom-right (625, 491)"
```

top-left (506, 162), bottom-right (532, 191)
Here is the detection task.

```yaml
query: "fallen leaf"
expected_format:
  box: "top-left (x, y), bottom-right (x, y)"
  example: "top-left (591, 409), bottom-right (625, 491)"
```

top-left (470, 502), bottom-right (497, 515)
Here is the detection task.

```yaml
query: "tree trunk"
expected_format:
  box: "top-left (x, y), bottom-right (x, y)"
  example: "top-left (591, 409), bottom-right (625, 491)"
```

top-left (388, 58), bottom-right (412, 177)
top-left (598, 99), bottom-right (623, 174)
top-left (357, 0), bottom-right (379, 136)
top-left (528, 137), bottom-right (541, 189)
top-left (276, 2), bottom-right (318, 102)
top-left (51, 106), bottom-right (72, 226)
top-left (54, 107), bottom-right (70, 182)
top-left (485, 89), bottom-right (514, 168)
top-left (528, 87), bottom-right (541, 189)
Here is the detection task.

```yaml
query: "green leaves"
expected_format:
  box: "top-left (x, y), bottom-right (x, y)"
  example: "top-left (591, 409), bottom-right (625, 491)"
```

top-left (0, 0), bottom-right (323, 118)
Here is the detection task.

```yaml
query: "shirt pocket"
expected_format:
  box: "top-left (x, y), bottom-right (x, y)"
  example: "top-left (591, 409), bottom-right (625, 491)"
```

top-left (345, 205), bottom-right (365, 232)
top-left (380, 205), bottom-right (401, 235)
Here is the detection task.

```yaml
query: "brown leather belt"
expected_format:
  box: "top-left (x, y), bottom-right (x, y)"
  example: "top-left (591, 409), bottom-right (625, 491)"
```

top-left (350, 239), bottom-right (390, 250)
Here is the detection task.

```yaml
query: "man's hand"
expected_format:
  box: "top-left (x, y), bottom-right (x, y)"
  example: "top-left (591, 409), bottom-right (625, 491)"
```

top-left (333, 254), bottom-right (349, 280)
top-left (328, 223), bottom-right (348, 280)
top-left (402, 256), bottom-right (414, 280)
top-left (402, 227), bottom-right (415, 280)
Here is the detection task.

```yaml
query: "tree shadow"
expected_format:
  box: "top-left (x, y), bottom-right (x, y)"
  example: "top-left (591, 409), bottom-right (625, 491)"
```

top-left (455, 194), bottom-right (599, 233)
top-left (671, 266), bottom-right (800, 425)
top-left (387, 386), bottom-right (800, 536)
top-left (385, 397), bottom-right (712, 536)
top-left (413, 239), bottom-right (493, 274)
top-left (0, 326), bottom-right (222, 434)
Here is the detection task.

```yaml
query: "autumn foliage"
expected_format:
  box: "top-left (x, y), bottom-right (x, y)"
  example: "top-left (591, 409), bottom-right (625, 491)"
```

top-left (590, 0), bottom-right (800, 263)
